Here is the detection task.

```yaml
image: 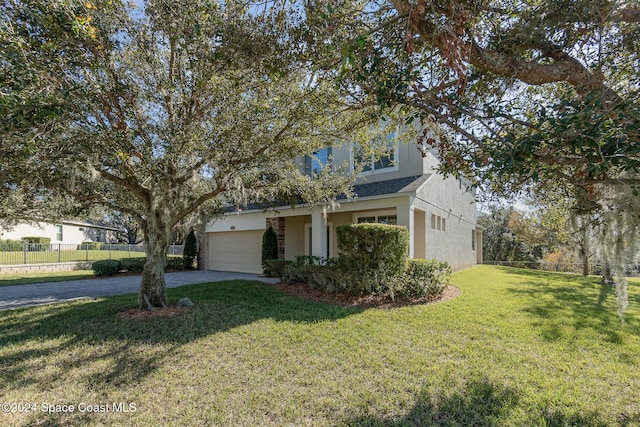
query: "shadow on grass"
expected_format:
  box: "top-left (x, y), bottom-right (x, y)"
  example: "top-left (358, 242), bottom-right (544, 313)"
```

top-left (346, 377), bottom-right (611, 427)
top-left (498, 266), bottom-right (640, 342)
top-left (0, 280), bottom-right (362, 390)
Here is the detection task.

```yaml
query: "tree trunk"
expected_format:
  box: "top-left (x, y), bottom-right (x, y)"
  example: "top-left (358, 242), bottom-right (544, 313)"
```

top-left (582, 254), bottom-right (589, 277)
top-left (196, 210), bottom-right (207, 270)
top-left (140, 213), bottom-right (171, 309)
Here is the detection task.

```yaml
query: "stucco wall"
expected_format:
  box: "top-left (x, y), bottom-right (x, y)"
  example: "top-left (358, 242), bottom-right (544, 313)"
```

top-left (415, 173), bottom-right (478, 271)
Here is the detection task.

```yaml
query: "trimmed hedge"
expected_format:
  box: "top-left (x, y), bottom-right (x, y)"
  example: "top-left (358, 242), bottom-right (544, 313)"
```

top-left (81, 241), bottom-right (103, 250)
top-left (336, 223), bottom-right (409, 293)
top-left (166, 256), bottom-right (185, 270)
top-left (121, 257), bottom-right (146, 272)
top-left (389, 259), bottom-right (451, 299)
top-left (263, 259), bottom-right (294, 278)
top-left (92, 260), bottom-right (122, 276)
top-left (283, 264), bottom-right (354, 294)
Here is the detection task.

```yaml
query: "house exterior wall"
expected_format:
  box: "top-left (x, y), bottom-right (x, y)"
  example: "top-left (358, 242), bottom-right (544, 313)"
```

top-left (415, 173), bottom-right (478, 271)
top-left (0, 222), bottom-right (118, 245)
top-left (205, 128), bottom-right (480, 273)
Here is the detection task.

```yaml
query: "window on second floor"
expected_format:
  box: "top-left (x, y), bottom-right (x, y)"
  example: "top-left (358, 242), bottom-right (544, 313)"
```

top-left (55, 225), bottom-right (63, 241)
top-left (354, 132), bottom-right (398, 174)
top-left (304, 147), bottom-right (332, 179)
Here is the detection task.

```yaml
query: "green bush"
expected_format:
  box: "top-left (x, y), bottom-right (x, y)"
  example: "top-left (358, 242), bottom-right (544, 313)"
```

top-left (92, 259), bottom-right (122, 276)
top-left (283, 264), bottom-right (353, 294)
top-left (336, 223), bottom-right (409, 293)
top-left (81, 241), bottom-right (103, 250)
top-left (22, 236), bottom-right (51, 251)
top-left (166, 256), bottom-right (185, 270)
top-left (0, 239), bottom-right (25, 251)
top-left (120, 257), bottom-right (146, 272)
top-left (263, 259), bottom-right (294, 278)
top-left (183, 229), bottom-right (197, 269)
top-left (262, 226), bottom-right (279, 273)
top-left (389, 259), bottom-right (451, 299)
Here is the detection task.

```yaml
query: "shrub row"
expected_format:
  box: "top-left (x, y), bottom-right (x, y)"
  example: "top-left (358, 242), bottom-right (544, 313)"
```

top-left (92, 256), bottom-right (185, 276)
top-left (281, 223), bottom-right (451, 300)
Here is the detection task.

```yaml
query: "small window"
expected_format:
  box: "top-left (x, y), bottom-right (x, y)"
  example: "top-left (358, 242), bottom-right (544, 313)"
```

top-left (437, 216), bottom-right (441, 231)
top-left (442, 218), bottom-right (446, 231)
top-left (78, 227), bottom-right (84, 232)
top-left (356, 214), bottom-right (397, 225)
top-left (472, 229), bottom-right (476, 251)
top-left (56, 225), bottom-right (63, 241)
top-left (431, 214), bottom-right (436, 229)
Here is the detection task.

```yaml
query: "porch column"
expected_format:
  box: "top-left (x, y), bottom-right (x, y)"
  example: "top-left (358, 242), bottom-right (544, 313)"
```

top-left (396, 198), bottom-right (415, 258)
top-left (311, 209), bottom-right (328, 258)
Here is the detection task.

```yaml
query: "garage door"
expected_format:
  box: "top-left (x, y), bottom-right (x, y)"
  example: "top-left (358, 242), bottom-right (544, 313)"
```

top-left (208, 230), bottom-right (263, 274)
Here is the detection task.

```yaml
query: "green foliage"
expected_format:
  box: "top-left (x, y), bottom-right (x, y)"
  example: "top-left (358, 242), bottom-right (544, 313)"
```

top-left (261, 226), bottom-right (279, 273)
top-left (389, 259), bottom-right (451, 299)
top-left (21, 237), bottom-right (50, 251)
top-left (336, 223), bottom-right (408, 293)
top-left (120, 257), bottom-right (146, 273)
top-left (166, 257), bottom-right (185, 271)
top-left (0, 240), bottom-right (25, 252)
top-left (263, 259), bottom-right (294, 278)
top-left (182, 229), bottom-right (197, 269)
top-left (92, 260), bottom-right (121, 276)
top-left (283, 264), bottom-right (354, 294)
top-left (81, 241), bottom-right (103, 250)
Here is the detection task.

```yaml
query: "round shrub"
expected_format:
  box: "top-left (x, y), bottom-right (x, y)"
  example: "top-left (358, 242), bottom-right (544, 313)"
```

top-left (92, 259), bottom-right (122, 276)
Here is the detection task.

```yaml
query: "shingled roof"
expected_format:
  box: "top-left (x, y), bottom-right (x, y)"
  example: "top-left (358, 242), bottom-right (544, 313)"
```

top-left (342, 174), bottom-right (431, 199)
top-left (225, 174), bottom-right (431, 212)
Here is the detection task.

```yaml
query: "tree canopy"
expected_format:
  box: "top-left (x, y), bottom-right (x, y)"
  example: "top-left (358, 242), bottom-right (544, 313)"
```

top-left (0, 0), bottom-right (382, 308)
top-left (305, 0), bottom-right (640, 197)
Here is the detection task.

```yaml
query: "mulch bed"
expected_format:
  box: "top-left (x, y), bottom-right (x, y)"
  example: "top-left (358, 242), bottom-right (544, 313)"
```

top-left (268, 281), bottom-right (461, 309)
top-left (115, 280), bottom-right (460, 319)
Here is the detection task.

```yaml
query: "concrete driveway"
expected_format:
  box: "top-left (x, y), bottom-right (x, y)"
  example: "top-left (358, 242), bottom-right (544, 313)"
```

top-left (0, 270), bottom-right (280, 311)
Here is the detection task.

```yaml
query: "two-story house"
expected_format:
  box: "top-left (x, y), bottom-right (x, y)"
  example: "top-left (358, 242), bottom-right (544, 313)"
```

top-left (204, 133), bottom-right (483, 274)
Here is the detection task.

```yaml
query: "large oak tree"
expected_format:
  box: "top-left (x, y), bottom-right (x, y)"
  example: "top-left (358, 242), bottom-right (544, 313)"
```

top-left (1, 0), bottom-right (380, 308)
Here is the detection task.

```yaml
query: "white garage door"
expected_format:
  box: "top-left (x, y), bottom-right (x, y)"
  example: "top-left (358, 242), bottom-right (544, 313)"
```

top-left (208, 230), bottom-right (263, 274)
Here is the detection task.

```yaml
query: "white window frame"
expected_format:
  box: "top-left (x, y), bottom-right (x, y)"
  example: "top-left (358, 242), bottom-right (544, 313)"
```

top-left (351, 134), bottom-right (400, 176)
top-left (353, 210), bottom-right (397, 224)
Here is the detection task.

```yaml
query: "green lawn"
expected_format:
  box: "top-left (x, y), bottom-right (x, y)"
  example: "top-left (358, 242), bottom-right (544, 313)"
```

top-left (0, 271), bottom-right (98, 287)
top-left (0, 249), bottom-right (146, 265)
top-left (1, 266), bottom-right (638, 426)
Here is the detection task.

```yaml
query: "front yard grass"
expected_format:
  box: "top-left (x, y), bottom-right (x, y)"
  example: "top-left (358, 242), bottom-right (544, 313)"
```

top-left (0, 265), bottom-right (639, 426)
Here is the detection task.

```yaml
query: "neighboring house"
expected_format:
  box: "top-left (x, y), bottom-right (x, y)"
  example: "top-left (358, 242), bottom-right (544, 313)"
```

top-left (205, 129), bottom-right (483, 274)
top-left (0, 220), bottom-right (120, 245)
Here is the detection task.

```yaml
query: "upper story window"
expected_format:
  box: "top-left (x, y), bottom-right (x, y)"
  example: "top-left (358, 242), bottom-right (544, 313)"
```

top-left (353, 132), bottom-right (398, 174)
top-left (55, 225), bottom-right (63, 241)
top-left (304, 147), bottom-right (332, 179)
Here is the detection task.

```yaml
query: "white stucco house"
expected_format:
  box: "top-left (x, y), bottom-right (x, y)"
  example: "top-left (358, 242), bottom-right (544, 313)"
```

top-left (205, 130), bottom-right (483, 274)
top-left (0, 220), bottom-right (120, 245)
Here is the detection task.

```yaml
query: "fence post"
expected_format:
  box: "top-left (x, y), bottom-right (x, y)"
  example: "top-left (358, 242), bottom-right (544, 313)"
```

top-left (109, 243), bottom-right (112, 260)
top-left (85, 243), bottom-right (88, 261)
top-left (23, 242), bottom-right (27, 264)
top-left (128, 244), bottom-right (131, 258)
top-left (58, 243), bottom-right (61, 263)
